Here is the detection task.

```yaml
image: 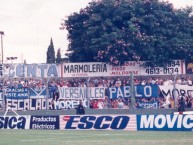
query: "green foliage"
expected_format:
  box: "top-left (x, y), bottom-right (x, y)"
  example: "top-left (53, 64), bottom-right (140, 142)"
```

top-left (46, 38), bottom-right (55, 63)
top-left (56, 48), bottom-right (62, 63)
top-left (63, 0), bottom-right (193, 66)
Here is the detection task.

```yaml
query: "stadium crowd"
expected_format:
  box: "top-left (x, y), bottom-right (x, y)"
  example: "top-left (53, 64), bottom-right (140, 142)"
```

top-left (1, 75), bottom-right (193, 110)
top-left (1, 75), bottom-right (192, 88)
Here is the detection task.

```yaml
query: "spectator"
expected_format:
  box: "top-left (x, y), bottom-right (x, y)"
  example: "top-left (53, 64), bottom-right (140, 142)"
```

top-left (161, 97), bottom-right (171, 109)
top-left (103, 98), bottom-right (109, 109)
top-left (109, 78), bottom-right (115, 87)
top-left (169, 97), bottom-right (175, 109)
top-left (178, 97), bottom-right (185, 112)
top-left (186, 97), bottom-right (192, 108)
top-left (76, 101), bottom-right (85, 115)
top-left (91, 100), bottom-right (98, 109)
top-left (97, 99), bottom-right (104, 109)
top-left (118, 98), bottom-right (124, 109)
top-left (186, 76), bottom-right (192, 86)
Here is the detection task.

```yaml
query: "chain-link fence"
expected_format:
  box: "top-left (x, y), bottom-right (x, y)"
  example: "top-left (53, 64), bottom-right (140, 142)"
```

top-left (0, 75), bottom-right (190, 111)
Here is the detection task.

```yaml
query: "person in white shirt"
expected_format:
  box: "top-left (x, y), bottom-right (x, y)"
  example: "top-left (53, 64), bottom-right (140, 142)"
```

top-left (97, 100), bottom-right (104, 109)
top-left (161, 97), bottom-right (171, 109)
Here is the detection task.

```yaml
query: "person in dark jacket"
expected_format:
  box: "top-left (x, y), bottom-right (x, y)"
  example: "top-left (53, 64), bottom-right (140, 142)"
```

top-left (76, 101), bottom-right (85, 115)
top-left (178, 96), bottom-right (185, 112)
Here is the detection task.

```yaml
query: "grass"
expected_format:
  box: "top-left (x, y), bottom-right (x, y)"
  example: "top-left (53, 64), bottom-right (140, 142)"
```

top-left (0, 130), bottom-right (193, 145)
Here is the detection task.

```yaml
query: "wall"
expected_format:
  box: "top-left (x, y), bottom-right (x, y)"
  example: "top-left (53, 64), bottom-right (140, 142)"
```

top-left (1, 113), bottom-right (193, 131)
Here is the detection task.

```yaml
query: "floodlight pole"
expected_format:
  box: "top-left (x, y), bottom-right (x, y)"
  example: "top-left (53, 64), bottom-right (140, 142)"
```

top-left (0, 31), bottom-right (4, 65)
top-left (0, 31), bottom-right (5, 111)
top-left (130, 72), bottom-right (136, 109)
top-left (173, 73), bottom-right (178, 109)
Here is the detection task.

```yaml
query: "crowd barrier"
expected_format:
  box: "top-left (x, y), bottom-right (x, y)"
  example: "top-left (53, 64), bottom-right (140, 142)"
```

top-left (1, 114), bottom-right (193, 131)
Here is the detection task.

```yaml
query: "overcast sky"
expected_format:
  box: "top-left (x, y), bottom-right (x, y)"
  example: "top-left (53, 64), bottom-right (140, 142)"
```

top-left (0, 0), bottom-right (193, 64)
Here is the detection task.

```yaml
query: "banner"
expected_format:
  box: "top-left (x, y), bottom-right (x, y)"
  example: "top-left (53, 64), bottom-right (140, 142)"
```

top-left (2, 63), bottom-right (61, 78)
top-left (0, 116), bottom-right (30, 129)
top-left (5, 87), bottom-right (48, 110)
top-left (30, 116), bottom-right (59, 130)
top-left (62, 62), bottom-right (108, 77)
top-left (6, 98), bottom-right (53, 111)
top-left (108, 85), bottom-right (159, 99)
top-left (136, 100), bottom-right (158, 109)
top-left (60, 115), bottom-right (137, 130)
top-left (62, 60), bottom-right (185, 77)
top-left (54, 100), bottom-right (88, 109)
top-left (137, 114), bottom-right (193, 131)
top-left (6, 98), bottom-right (88, 111)
top-left (58, 87), bottom-right (106, 100)
top-left (0, 60), bottom-right (186, 78)
top-left (159, 85), bottom-right (193, 98)
top-left (5, 87), bottom-right (47, 100)
top-left (5, 88), bottom-right (28, 99)
top-left (29, 87), bottom-right (47, 98)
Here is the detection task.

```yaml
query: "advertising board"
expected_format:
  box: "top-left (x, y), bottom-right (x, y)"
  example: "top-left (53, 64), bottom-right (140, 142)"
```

top-left (30, 116), bottom-right (59, 130)
top-left (60, 115), bottom-right (137, 130)
top-left (0, 116), bottom-right (30, 129)
top-left (137, 114), bottom-right (193, 131)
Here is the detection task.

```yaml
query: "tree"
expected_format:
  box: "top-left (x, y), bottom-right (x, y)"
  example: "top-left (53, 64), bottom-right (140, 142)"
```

top-left (46, 38), bottom-right (55, 63)
top-left (56, 48), bottom-right (62, 63)
top-left (63, 0), bottom-right (193, 66)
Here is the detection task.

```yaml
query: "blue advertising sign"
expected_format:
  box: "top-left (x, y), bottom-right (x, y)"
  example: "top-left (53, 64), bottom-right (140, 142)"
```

top-left (30, 116), bottom-right (59, 130)
top-left (137, 114), bottom-right (193, 131)
top-left (5, 88), bottom-right (28, 99)
top-left (108, 85), bottom-right (159, 99)
top-left (60, 115), bottom-right (137, 130)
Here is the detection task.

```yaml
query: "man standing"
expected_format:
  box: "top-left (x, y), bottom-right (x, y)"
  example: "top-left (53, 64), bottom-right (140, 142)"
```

top-left (76, 101), bottom-right (85, 115)
top-left (178, 96), bottom-right (185, 112)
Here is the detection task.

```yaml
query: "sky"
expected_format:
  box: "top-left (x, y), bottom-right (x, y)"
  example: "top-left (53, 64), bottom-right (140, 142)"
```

top-left (0, 0), bottom-right (193, 64)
